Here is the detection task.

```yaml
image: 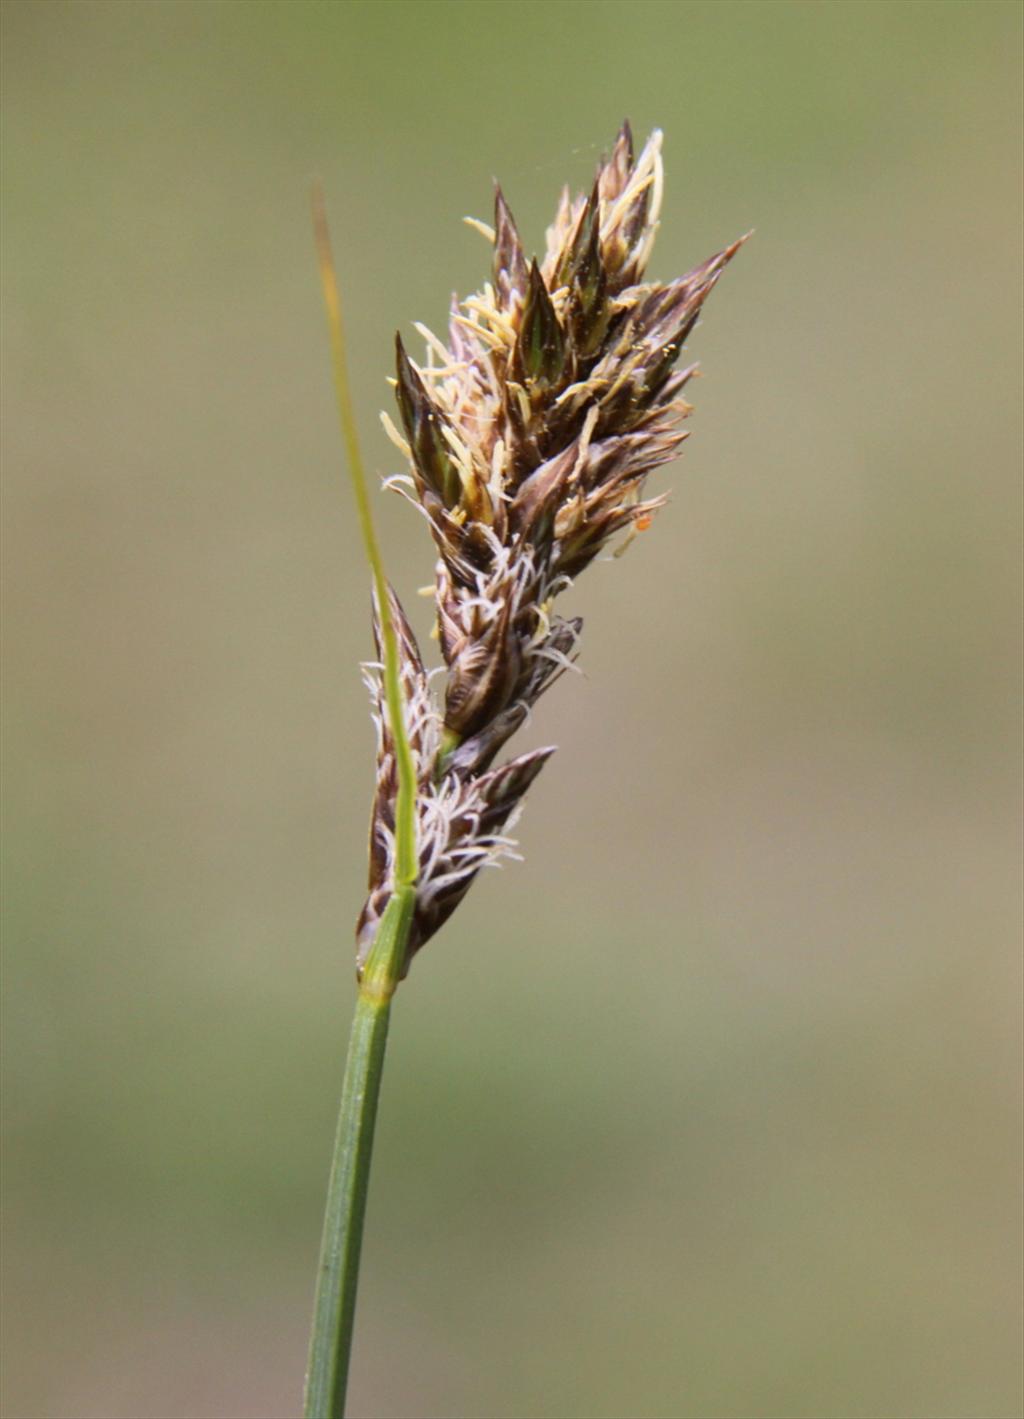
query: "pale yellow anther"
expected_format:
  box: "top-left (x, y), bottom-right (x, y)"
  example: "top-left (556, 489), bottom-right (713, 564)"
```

top-left (440, 423), bottom-right (476, 491)
top-left (452, 313), bottom-right (504, 352)
top-left (380, 411), bottom-right (411, 459)
top-left (507, 382), bottom-right (531, 426)
top-left (602, 172), bottom-right (651, 236)
top-left (463, 295), bottom-right (517, 345)
top-left (414, 322), bottom-right (453, 367)
top-left (463, 216), bottom-right (496, 243)
top-left (569, 405), bottom-right (599, 483)
top-left (531, 598), bottom-right (554, 643)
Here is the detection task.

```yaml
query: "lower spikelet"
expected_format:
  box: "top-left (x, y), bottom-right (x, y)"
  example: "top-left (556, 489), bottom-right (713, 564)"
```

top-left (356, 590), bottom-right (553, 976)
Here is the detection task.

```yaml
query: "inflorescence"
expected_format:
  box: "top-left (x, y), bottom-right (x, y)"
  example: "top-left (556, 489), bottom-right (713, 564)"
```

top-left (357, 122), bottom-right (744, 975)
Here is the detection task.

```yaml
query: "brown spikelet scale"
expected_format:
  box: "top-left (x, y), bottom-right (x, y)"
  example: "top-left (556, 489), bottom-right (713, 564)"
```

top-left (363, 123), bottom-right (745, 976)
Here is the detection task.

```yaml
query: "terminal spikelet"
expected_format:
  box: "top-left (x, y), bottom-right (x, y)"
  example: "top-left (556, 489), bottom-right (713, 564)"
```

top-left (360, 122), bottom-right (744, 975)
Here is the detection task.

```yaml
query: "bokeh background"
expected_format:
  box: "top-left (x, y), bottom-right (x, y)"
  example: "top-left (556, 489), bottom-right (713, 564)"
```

top-left (3, 2), bottom-right (1021, 1416)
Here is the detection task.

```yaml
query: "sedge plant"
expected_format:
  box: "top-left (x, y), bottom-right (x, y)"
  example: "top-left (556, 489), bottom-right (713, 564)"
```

top-left (305, 123), bottom-right (744, 1419)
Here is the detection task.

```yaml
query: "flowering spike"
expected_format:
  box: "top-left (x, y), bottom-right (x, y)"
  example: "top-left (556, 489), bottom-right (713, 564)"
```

top-left (360, 126), bottom-right (744, 972)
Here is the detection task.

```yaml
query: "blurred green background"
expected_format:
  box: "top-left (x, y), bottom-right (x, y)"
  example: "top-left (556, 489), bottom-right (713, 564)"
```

top-left (2, 2), bottom-right (1021, 1416)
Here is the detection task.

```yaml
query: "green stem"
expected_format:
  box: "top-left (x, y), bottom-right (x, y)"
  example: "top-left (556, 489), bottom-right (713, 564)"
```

top-left (304, 887), bottom-right (415, 1419)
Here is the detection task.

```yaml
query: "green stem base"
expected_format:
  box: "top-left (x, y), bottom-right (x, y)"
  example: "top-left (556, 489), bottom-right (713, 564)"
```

top-left (304, 887), bottom-right (414, 1419)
